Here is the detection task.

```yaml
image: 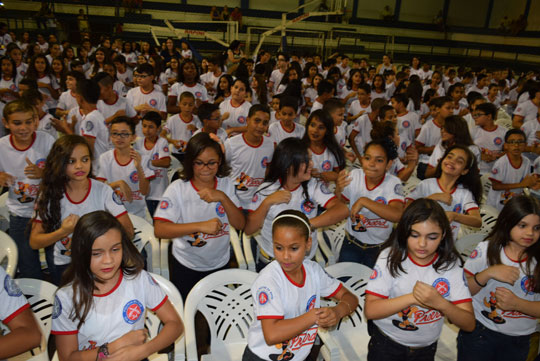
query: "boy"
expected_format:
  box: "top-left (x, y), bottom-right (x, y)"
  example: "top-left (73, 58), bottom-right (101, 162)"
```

top-left (269, 95), bottom-right (280, 124)
top-left (200, 56), bottom-right (222, 102)
top-left (56, 70), bottom-right (85, 118)
top-left (349, 97), bottom-right (386, 161)
top-left (467, 73), bottom-right (489, 97)
top-left (463, 91), bottom-right (485, 134)
top-left (21, 89), bottom-right (57, 139)
top-left (348, 83), bottom-right (372, 122)
top-left (391, 93), bottom-right (422, 159)
top-left (0, 100), bottom-right (55, 279)
top-left (268, 52), bottom-right (288, 94)
top-left (486, 83), bottom-right (501, 109)
top-left (134, 111), bottom-right (171, 217)
top-left (193, 102), bottom-right (228, 143)
top-left (487, 129), bottom-right (538, 211)
top-left (448, 83), bottom-right (468, 116)
top-left (95, 72), bottom-right (137, 125)
top-left (113, 54), bottom-right (134, 92)
top-left (97, 116), bottom-right (155, 218)
top-left (162, 91), bottom-right (201, 161)
top-left (268, 96), bottom-right (304, 145)
top-left (311, 80), bottom-right (335, 113)
top-left (225, 104), bottom-right (273, 209)
top-left (473, 102), bottom-right (507, 174)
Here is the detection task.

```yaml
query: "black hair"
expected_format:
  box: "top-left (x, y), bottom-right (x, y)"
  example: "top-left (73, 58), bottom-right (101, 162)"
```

top-left (75, 78), bottom-right (100, 104)
top-left (66, 70), bottom-right (85, 83)
top-left (391, 93), bottom-right (408, 107)
top-left (364, 137), bottom-right (398, 161)
top-left (372, 74), bottom-right (386, 91)
top-left (18, 77), bottom-right (38, 90)
top-left (177, 59), bottom-right (200, 84)
top-left (475, 102), bottom-right (497, 119)
top-left (248, 103), bottom-right (271, 118)
top-left (272, 209), bottom-right (312, 241)
top-left (442, 115), bottom-right (474, 147)
top-left (180, 132), bottom-right (230, 180)
top-left (430, 96), bottom-right (453, 109)
top-left (110, 116), bottom-right (136, 134)
top-left (406, 75), bottom-right (423, 110)
top-left (215, 74), bottom-right (233, 100)
top-left (198, 102), bottom-right (220, 122)
top-left (323, 98), bottom-right (345, 115)
top-left (113, 54), bottom-right (126, 65)
top-left (358, 82), bottom-right (371, 94)
top-left (93, 72), bottom-right (113, 87)
top-left (504, 128), bottom-right (526, 142)
top-left (135, 63), bottom-right (154, 76)
top-left (347, 69), bottom-right (362, 90)
top-left (302, 109), bottom-right (345, 170)
top-left (0, 55), bottom-right (17, 80)
top-left (317, 79), bottom-right (335, 97)
top-left (279, 95), bottom-right (299, 112)
top-left (142, 111), bottom-right (162, 128)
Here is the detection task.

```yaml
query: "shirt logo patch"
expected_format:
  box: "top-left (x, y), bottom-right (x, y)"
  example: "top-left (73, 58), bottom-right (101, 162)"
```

top-left (402, 120), bottom-right (410, 128)
top-left (453, 203), bottom-right (462, 213)
top-left (322, 160), bottom-right (332, 171)
top-left (85, 120), bottom-right (94, 131)
top-left (394, 183), bottom-right (404, 197)
top-left (36, 158), bottom-right (46, 169)
top-left (238, 116), bottom-right (246, 124)
top-left (149, 99), bottom-right (157, 107)
top-left (306, 295), bottom-right (317, 312)
top-left (4, 275), bottom-right (22, 297)
top-left (256, 286), bottom-right (273, 305)
top-left (163, 146), bottom-right (169, 152)
top-left (374, 196), bottom-right (387, 205)
top-left (301, 199), bottom-right (315, 215)
top-left (215, 202), bottom-right (225, 217)
top-left (370, 265), bottom-right (381, 280)
top-left (521, 276), bottom-right (534, 295)
top-left (259, 291), bottom-right (269, 305)
top-left (123, 300), bottom-right (144, 324)
top-left (469, 249), bottom-right (479, 259)
top-left (261, 156), bottom-right (269, 168)
top-left (129, 170), bottom-right (139, 184)
top-left (251, 193), bottom-right (259, 203)
top-left (494, 137), bottom-right (503, 146)
top-left (432, 278), bottom-right (450, 298)
top-left (112, 190), bottom-right (123, 205)
top-left (320, 182), bottom-right (332, 194)
top-left (195, 91), bottom-right (202, 98)
top-left (52, 295), bottom-right (62, 319)
top-left (160, 199), bottom-right (170, 209)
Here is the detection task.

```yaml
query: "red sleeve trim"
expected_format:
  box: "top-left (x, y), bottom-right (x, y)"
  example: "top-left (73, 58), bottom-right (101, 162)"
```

top-left (405, 197), bottom-right (415, 202)
top-left (159, 156), bottom-right (171, 161)
top-left (96, 177), bottom-right (107, 181)
top-left (115, 211), bottom-right (128, 218)
top-left (325, 283), bottom-right (343, 299)
top-left (150, 295), bottom-right (168, 312)
top-left (323, 196), bottom-right (337, 209)
top-left (257, 315), bottom-right (285, 320)
top-left (452, 298), bottom-right (472, 305)
top-left (488, 178), bottom-right (500, 183)
top-left (146, 175), bottom-right (156, 180)
top-left (415, 141), bottom-right (425, 146)
top-left (463, 268), bottom-right (474, 276)
top-left (365, 290), bottom-right (389, 299)
top-left (81, 133), bottom-right (96, 139)
top-left (389, 199), bottom-right (405, 204)
top-left (465, 207), bottom-right (479, 213)
top-left (51, 330), bottom-right (79, 335)
top-left (427, 164), bottom-right (435, 169)
top-left (153, 217), bottom-right (173, 223)
top-left (341, 194), bottom-right (350, 202)
top-left (3, 303), bottom-right (30, 324)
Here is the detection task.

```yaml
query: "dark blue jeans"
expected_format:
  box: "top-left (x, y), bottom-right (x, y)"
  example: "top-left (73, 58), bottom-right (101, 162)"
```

top-left (368, 322), bottom-right (438, 361)
top-left (457, 320), bottom-right (530, 361)
top-left (338, 232), bottom-right (382, 269)
top-left (10, 215), bottom-right (42, 279)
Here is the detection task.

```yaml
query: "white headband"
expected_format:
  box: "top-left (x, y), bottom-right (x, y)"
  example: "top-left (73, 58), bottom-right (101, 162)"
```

top-left (272, 214), bottom-right (311, 233)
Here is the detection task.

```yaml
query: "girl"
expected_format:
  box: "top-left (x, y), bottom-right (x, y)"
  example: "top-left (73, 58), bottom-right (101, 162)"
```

top-left (214, 73), bottom-right (233, 106)
top-left (61, 46), bottom-right (75, 70)
top-left (326, 66), bottom-right (345, 98)
top-left (154, 133), bottom-right (245, 298)
top-left (243, 209), bottom-right (359, 361)
top-left (86, 47), bottom-right (108, 78)
top-left (371, 74), bottom-right (387, 100)
top-left (219, 78), bottom-right (251, 136)
top-left (0, 56), bottom-right (18, 104)
top-left (30, 135), bottom-right (134, 284)
top-left (76, 47), bottom-right (90, 74)
top-left (168, 59), bottom-right (207, 113)
top-left (225, 40), bottom-right (245, 75)
top-left (140, 41), bottom-right (154, 60)
top-left (51, 211), bottom-right (183, 360)
top-left (301, 62), bottom-right (318, 89)
top-left (51, 57), bottom-right (67, 92)
top-left (376, 54), bottom-right (397, 75)
top-left (8, 45), bottom-right (28, 80)
top-left (423, 70), bottom-right (445, 97)
top-left (301, 109), bottom-right (345, 183)
top-left (121, 41), bottom-right (137, 68)
top-left (343, 68), bottom-right (363, 110)
top-left (165, 56), bottom-right (179, 87)
top-left (407, 144), bottom-right (482, 241)
top-left (160, 38), bottom-right (180, 66)
top-left (303, 73), bottom-right (323, 112)
top-left (245, 137), bottom-right (348, 271)
top-left (336, 139), bottom-right (405, 268)
top-left (251, 74), bottom-right (268, 106)
top-left (458, 195), bottom-right (540, 361)
top-left (275, 66), bottom-right (299, 95)
top-left (148, 55), bottom-right (167, 94)
top-left (406, 75), bottom-right (423, 116)
top-left (27, 54), bottom-right (60, 113)
top-left (365, 198), bottom-right (475, 361)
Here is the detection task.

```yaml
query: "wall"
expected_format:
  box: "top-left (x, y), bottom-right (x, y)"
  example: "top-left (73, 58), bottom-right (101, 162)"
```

top-left (489, 0), bottom-right (526, 28)
top-left (399, 0), bottom-right (444, 23)
top-left (447, 0), bottom-right (489, 27)
top-left (527, 0), bottom-right (540, 31)
top-left (356, 1), bottom-right (393, 20)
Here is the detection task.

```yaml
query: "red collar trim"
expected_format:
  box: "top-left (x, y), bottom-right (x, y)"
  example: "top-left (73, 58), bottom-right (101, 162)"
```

top-left (365, 173), bottom-right (385, 191)
top-left (504, 248), bottom-right (528, 263)
top-left (10, 132), bottom-right (36, 151)
top-left (281, 264), bottom-right (306, 288)
top-left (114, 149), bottom-right (132, 166)
top-left (65, 178), bottom-right (91, 204)
top-left (310, 145), bottom-right (326, 155)
top-left (190, 178), bottom-right (218, 191)
top-left (280, 121), bottom-right (295, 133)
top-left (94, 272), bottom-right (123, 297)
top-left (242, 133), bottom-right (263, 148)
top-left (104, 93), bottom-right (119, 106)
top-left (180, 113), bottom-right (193, 124)
top-left (408, 253), bottom-right (439, 267)
top-left (437, 178), bottom-right (457, 194)
top-left (507, 153), bottom-right (522, 169)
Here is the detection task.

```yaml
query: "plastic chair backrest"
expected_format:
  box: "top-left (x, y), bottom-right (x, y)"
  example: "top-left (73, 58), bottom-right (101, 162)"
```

top-left (129, 213), bottom-right (161, 275)
top-left (479, 205), bottom-right (499, 235)
top-left (184, 269), bottom-right (258, 361)
top-left (455, 233), bottom-right (487, 262)
top-left (0, 191), bottom-right (9, 231)
top-left (402, 176), bottom-right (420, 197)
top-left (0, 230), bottom-right (18, 278)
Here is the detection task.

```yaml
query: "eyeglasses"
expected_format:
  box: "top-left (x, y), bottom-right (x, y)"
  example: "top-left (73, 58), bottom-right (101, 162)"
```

top-left (111, 132), bottom-right (132, 138)
top-left (134, 74), bottom-right (150, 78)
top-left (194, 160), bottom-right (219, 168)
top-left (472, 113), bottom-right (486, 118)
top-left (506, 140), bottom-right (525, 145)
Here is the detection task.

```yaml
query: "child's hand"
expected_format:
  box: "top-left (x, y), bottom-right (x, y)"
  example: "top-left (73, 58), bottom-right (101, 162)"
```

top-left (413, 281), bottom-right (444, 310)
top-left (112, 329), bottom-right (148, 349)
top-left (336, 169), bottom-right (351, 190)
top-left (200, 218), bottom-right (223, 234)
top-left (495, 287), bottom-right (519, 311)
top-left (488, 264), bottom-right (520, 285)
top-left (311, 168), bottom-right (321, 179)
top-left (522, 174), bottom-right (537, 188)
top-left (24, 157), bottom-right (43, 179)
top-left (267, 189), bottom-right (291, 205)
top-left (445, 211), bottom-right (457, 222)
top-left (0, 171), bottom-right (15, 187)
top-left (60, 214), bottom-right (80, 235)
top-left (406, 146), bottom-right (419, 164)
top-left (350, 198), bottom-right (364, 220)
top-left (198, 188), bottom-right (224, 203)
top-left (221, 112), bottom-right (230, 121)
top-left (431, 192), bottom-right (452, 205)
top-left (130, 149), bottom-right (142, 167)
top-left (187, 124), bottom-right (197, 132)
top-left (111, 180), bottom-right (133, 203)
top-left (316, 307), bottom-right (340, 328)
top-left (171, 139), bottom-right (185, 150)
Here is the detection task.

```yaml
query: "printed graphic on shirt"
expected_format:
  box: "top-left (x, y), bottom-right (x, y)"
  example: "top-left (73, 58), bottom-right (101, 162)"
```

top-left (14, 181), bottom-right (38, 203)
top-left (392, 305), bottom-right (442, 331)
top-left (268, 326), bottom-right (318, 361)
top-left (482, 291), bottom-right (505, 324)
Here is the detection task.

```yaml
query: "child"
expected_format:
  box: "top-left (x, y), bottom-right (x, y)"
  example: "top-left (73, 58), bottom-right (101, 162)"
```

top-left (0, 265), bottom-right (42, 358)
top-left (219, 78), bottom-right (251, 137)
top-left (134, 111), bottom-right (171, 217)
top-left (391, 93), bottom-right (422, 159)
top-left (458, 195), bottom-right (540, 361)
top-left (0, 100), bottom-right (55, 279)
top-left (97, 117), bottom-right (155, 219)
top-left (336, 140), bottom-right (405, 268)
top-left (243, 210), bottom-right (358, 361)
top-left (225, 104), bottom-right (273, 210)
top-left (407, 145), bottom-right (482, 240)
top-left (365, 198), bottom-right (475, 360)
top-left (21, 88), bottom-right (58, 139)
top-left (448, 83), bottom-right (468, 116)
top-left (162, 91), bottom-right (201, 161)
top-left (486, 83), bottom-right (501, 109)
top-left (472, 102), bottom-right (507, 174)
top-left (94, 72), bottom-right (137, 125)
top-left (348, 83), bottom-right (372, 122)
top-left (154, 133), bottom-right (245, 298)
top-left (310, 79), bottom-right (334, 113)
top-left (30, 135), bottom-right (133, 284)
top-left (0, 56), bottom-right (18, 104)
top-left (370, 74), bottom-right (387, 100)
top-left (348, 97), bottom-right (387, 161)
top-left (113, 55), bottom-right (134, 94)
top-left (487, 129), bottom-right (538, 211)
top-left (303, 73), bottom-right (323, 113)
top-left (301, 109), bottom-right (345, 183)
top-left (51, 211), bottom-right (183, 359)
top-left (103, 62), bottom-right (127, 98)
top-left (323, 98), bottom-right (355, 160)
top-left (214, 74), bottom-right (233, 106)
top-left (27, 54), bottom-right (60, 113)
top-left (193, 102), bottom-right (228, 143)
top-left (168, 59), bottom-right (207, 113)
top-left (463, 91), bottom-right (485, 134)
top-left (512, 83), bottom-right (540, 129)
top-left (467, 73), bottom-right (489, 97)
top-left (268, 96), bottom-right (304, 145)
top-left (56, 70), bottom-right (84, 118)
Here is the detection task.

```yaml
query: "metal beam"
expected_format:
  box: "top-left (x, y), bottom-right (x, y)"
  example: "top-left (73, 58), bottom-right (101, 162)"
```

top-left (394, 0), bottom-right (402, 20)
top-left (484, 0), bottom-right (494, 28)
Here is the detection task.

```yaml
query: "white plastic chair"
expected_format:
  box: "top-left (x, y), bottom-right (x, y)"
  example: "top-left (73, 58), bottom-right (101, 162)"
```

top-left (148, 272), bottom-right (185, 361)
top-left (479, 204), bottom-right (499, 235)
top-left (0, 230), bottom-right (18, 278)
top-left (129, 214), bottom-right (161, 275)
top-left (4, 278), bottom-right (58, 361)
top-left (0, 191), bottom-right (9, 231)
top-left (402, 176), bottom-right (420, 198)
top-left (317, 221), bottom-right (346, 266)
top-left (480, 174), bottom-right (492, 205)
top-left (168, 156), bottom-right (183, 183)
top-left (184, 269), bottom-right (258, 361)
top-left (455, 233), bottom-right (486, 261)
top-left (318, 262), bottom-right (371, 361)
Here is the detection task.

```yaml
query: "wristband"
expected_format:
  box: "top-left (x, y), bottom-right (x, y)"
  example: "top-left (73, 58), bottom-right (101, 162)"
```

top-left (474, 272), bottom-right (486, 287)
top-left (96, 343), bottom-right (109, 361)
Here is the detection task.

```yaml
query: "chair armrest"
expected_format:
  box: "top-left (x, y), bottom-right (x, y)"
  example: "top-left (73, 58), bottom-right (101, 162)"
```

top-left (317, 229), bottom-right (336, 265)
top-left (230, 227), bottom-right (246, 269)
top-left (242, 232), bottom-right (256, 272)
top-left (160, 238), bottom-right (171, 280)
top-left (317, 328), bottom-right (341, 361)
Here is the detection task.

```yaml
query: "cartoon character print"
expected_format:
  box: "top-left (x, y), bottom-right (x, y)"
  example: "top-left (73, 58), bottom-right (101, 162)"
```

top-left (269, 342), bottom-right (294, 361)
top-left (481, 291), bottom-right (505, 324)
top-left (187, 232), bottom-right (207, 247)
top-left (60, 236), bottom-right (72, 256)
top-left (392, 306), bottom-right (419, 331)
top-left (13, 182), bottom-right (35, 203)
top-left (500, 190), bottom-right (519, 206)
top-left (351, 213), bottom-right (367, 232)
top-left (235, 172), bottom-right (249, 191)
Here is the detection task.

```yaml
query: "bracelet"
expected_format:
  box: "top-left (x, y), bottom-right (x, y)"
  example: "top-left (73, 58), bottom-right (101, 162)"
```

top-left (96, 343), bottom-right (109, 361)
top-left (474, 272), bottom-right (486, 287)
top-left (339, 300), bottom-right (353, 316)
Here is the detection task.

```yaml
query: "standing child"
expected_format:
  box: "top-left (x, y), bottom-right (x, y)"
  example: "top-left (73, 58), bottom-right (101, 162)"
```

top-left (243, 210), bottom-right (359, 361)
top-left (51, 211), bottom-right (183, 360)
top-left (154, 133), bottom-right (245, 298)
top-left (391, 93), bottom-right (422, 159)
top-left (365, 198), bottom-right (475, 361)
top-left (97, 117), bottom-right (155, 219)
top-left (0, 100), bottom-right (55, 279)
top-left (472, 102), bottom-right (507, 174)
top-left (458, 195), bottom-right (540, 361)
top-left (268, 96), bottom-right (304, 145)
top-left (219, 78), bottom-right (252, 137)
top-left (30, 135), bottom-right (133, 284)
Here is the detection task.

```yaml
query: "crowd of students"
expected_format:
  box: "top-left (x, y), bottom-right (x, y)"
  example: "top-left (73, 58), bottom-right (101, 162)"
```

top-left (0, 25), bottom-right (539, 361)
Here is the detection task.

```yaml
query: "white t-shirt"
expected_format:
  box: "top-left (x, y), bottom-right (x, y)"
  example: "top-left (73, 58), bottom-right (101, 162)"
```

top-left (97, 93), bottom-right (137, 122)
top-left (37, 112), bottom-right (58, 139)
top-left (334, 123), bottom-right (347, 148)
top-left (0, 76), bottom-right (18, 103)
top-left (269, 69), bottom-right (285, 94)
top-left (407, 178), bottom-right (479, 240)
top-left (192, 128), bottom-right (228, 144)
top-left (37, 74), bottom-right (60, 109)
top-left (521, 118), bottom-right (540, 148)
top-left (225, 134), bottom-right (274, 210)
top-left (397, 112), bottom-right (422, 158)
top-left (348, 100), bottom-right (371, 119)
top-left (51, 271), bottom-right (167, 350)
top-left (367, 248), bottom-right (471, 347)
top-left (473, 125), bottom-right (507, 174)
top-left (0, 131), bottom-right (55, 217)
top-left (134, 137), bottom-right (171, 201)
top-left (464, 241), bottom-right (540, 336)
top-left (416, 119), bottom-right (443, 163)
top-left (163, 113), bottom-right (201, 153)
top-left (487, 154), bottom-right (531, 212)
top-left (80, 109), bottom-right (110, 163)
top-left (200, 71), bottom-right (220, 101)
top-left (352, 114), bottom-right (372, 155)
top-left (249, 179), bottom-right (336, 259)
top-left (169, 82), bottom-right (208, 104)
top-left (341, 169), bottom-right (404, 245)
top-left (67, 107), bottom-right (84, 136)
top-left (96, 149), bottom-right (155, 218)
top-left (219, 98), bottom-right (251, 131)
top-left (116, 68), bottom-right (134, 89)
top-left (126, 87), bottom-right (167, 137)
top-left (247, 260), bottom-right (342, 360)
top-left (58, 90), bottom-right (78, 112)
top-left (514, 100), bottom-right (539, 124)
top-left (427, 142), bottom-right (481, 169)
top-left (34, 179), bottom-right (128, 266)
top-left (16, 62), bottom-right (28, 80)
top-left (153, 177), bottom-right (240, 271)
top-left (268, 121), bottom-right (305, 145)
top-left (310, 146), bottom-right (338, 174)
top-left (181, 49), bottom-right (192, 59)
top-left (0, 266), bottom-right (30, 325)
